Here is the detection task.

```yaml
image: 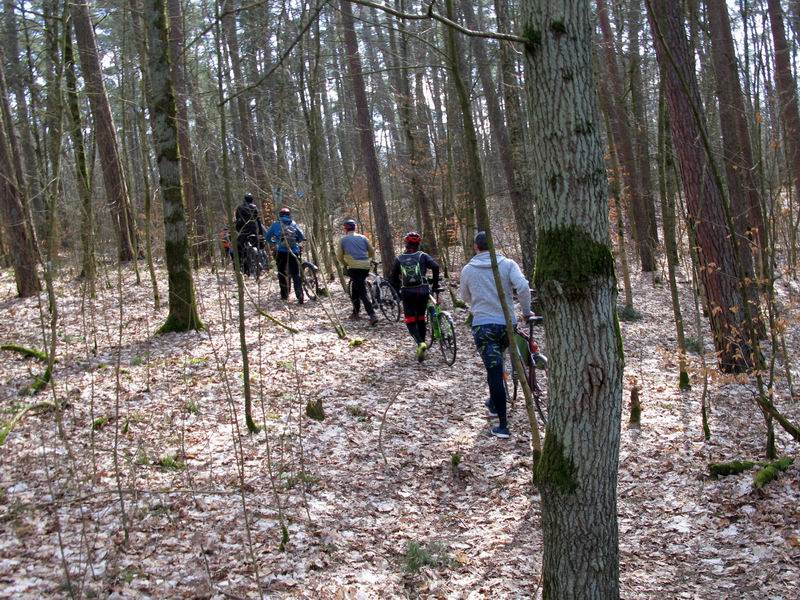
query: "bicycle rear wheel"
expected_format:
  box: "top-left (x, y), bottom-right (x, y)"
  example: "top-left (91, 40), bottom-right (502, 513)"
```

top-left (437, 312), bottom-right (457, 365)
top-left (246, 245), bottom-right (260, 279)
top-left (302, 263), bottom-right (319, 300)
top-left (529, 362), bottom-right (548, 424)
top-left (377, 281), bottom-right (400, 322)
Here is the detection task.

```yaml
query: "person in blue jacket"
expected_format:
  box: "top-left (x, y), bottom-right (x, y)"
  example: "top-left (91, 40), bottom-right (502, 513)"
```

top-left (266, 207), bottom-right (306, 303)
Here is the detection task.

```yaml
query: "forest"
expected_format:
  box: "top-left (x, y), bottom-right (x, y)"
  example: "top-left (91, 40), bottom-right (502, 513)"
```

top-left (0, 0), bottom-right (799, 597)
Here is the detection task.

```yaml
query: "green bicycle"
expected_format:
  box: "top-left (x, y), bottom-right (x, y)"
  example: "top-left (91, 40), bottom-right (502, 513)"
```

top-left (426, 286), bottom-right (457, 366)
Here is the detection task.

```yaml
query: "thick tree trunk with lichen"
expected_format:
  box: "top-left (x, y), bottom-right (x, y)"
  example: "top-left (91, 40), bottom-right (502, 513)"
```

top-left (64, 19), bottom-right (95, 292)
top-left (522, 1), bottom-right (623, 598)
top-left (597, 0), bottom-right (655, 272)
top-left (0, 56), bottom-right (40, 297)
top-left (144, 0), bottom-right (202, 333)
top-left (71, 0), bottom-right (137, 262)
top-left (647, 0), bottom-right (749, 372)
top-left (340, 0), bottom-right (396, 274)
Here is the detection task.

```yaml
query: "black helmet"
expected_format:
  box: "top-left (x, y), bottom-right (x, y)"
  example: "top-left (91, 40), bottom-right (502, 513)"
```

top-left (244, 193), bottom-right (254, 203)
top-left (343, 219), bottom-right (357, 231)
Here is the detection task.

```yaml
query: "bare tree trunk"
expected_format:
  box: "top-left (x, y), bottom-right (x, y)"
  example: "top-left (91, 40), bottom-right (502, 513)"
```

top-left (647, 0), bottom-right (748, 372)
top-left (0, 52), bottom-right (40, 297)
top-left (339, 0), bottom-right (395, 273)
top-left (522, 1), bottom-right (623, 596)
top-left (71, 0), bottom-right (137, 262)
top-left (64, 16), bottom-right (96, 293)
top-left (597, 0), bottom-right (656, 272)
top-left (144, 0), bottom-right (202, 333)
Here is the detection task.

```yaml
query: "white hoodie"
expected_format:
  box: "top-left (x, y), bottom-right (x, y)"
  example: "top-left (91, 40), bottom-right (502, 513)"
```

top-left (459, 252), bottom-right (532, 326)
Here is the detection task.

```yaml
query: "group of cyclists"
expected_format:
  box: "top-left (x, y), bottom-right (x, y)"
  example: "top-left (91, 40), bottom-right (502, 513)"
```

top-left (223, 192), bottom-right (536, 440)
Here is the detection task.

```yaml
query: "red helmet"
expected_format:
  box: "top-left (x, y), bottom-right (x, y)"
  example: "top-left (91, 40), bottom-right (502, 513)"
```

top-left (404, 231), bottom-right (421, 245)
top-left (279, 207), bottom-right (291, 216)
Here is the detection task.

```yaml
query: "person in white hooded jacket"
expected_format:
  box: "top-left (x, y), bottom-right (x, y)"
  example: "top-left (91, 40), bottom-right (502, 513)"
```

top-left (460, 231), bottom-right (532, 439)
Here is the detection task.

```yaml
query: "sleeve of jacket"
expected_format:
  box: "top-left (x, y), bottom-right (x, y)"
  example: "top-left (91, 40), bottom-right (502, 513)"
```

top-left (508, 260), bottom-right (532, 315)
top-left (459, 267), bottom-right (472, 306)
top-left (425, 254), bottom-right (440, 288)
top-left (266, 222), bottom-right (279, 244)
top-left (389, 258), bottom-right (401, 290)
top-left (336, 237), bottom-right (344, 264)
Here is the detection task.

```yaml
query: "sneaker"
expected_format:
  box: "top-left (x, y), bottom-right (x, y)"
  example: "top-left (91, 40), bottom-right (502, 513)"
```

top-left (369, 315), bottom-right (380, 327)
top-left (297, 298), bottom-right (304, 305)
top-left (348, 312), bottom-right (361, 321)
top-left (416, 342), bottom-right (428, 362)
top-left (490, 425), bottom-right (510, 439)
top-left (485, 399), bottom-right (498, 418)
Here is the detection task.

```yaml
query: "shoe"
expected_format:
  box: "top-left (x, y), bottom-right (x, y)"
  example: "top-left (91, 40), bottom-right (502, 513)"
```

top-left (416, 342), bottom-right (428, 362)
top-left (490, 425), bottom-right (510, 439)
top-left (369, 315), bottom-right (380, 327)
top-left (485, 399), bottom-right (498, 418)
top-left (297, 298), bottom-right (304, 305)
top-left (348, 313), bottom-right (361, 321)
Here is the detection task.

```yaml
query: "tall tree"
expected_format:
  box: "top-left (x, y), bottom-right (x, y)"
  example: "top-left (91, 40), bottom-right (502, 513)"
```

top-left (647, 0), bottom-right (748, 372)
top-left (339, 0), bottom-right (396, 273)
top-left (522, 0), bottom-right (624, 596)
top-left (144, 0), bottom-right (202, 333)
top-left (71, 0), bottom-right (138, 262)
top-left (0, 53), bottom-right (39, 297)
top-left (597, 0), bottom-right (656, 272)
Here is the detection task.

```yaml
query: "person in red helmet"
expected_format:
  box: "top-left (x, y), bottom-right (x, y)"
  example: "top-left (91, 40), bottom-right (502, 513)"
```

top-left (390, 231), bottom-right (440, 361)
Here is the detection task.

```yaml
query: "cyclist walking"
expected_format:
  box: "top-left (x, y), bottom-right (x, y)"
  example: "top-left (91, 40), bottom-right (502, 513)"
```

top-left (265, 207), bottom-right (305, 304)
top-left (234, 193), bottom-right (264, 275)
top-left (337, 219), bottom-right (379, 326)
top-left (460, 231), bottom-right (533, 439)
top-left (389, 232), bottom-right (440, 361)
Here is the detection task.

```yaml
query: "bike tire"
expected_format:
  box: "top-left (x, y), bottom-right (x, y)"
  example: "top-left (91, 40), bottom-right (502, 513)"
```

top-left (437, 312), bottom-right (457, 366)
top-left (246, 245), bottom-right (260, 279)
top-left (302, 263), bottom-right (319, 301)
top-left (529, 361), bottom-right (548, 425)
top-left (377, 281), bottom-right (400, 322)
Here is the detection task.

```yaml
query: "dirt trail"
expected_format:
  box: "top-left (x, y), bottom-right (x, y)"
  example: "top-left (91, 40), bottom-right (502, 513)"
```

top-left (0, 267), bottom-right (797, 598)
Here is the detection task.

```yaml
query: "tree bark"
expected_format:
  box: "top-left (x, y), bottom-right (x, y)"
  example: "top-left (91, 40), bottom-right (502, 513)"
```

top-left (522, 1), bottom-right (623, 597)
top-left (597, 0), bottom-right (655, 272)
top-left (144, 0), bottom-right (202, 333)
top-left (0, 52), bottom-right (39, 297)
top-left (647, 0), bottom-right (748, 372)
top-left (71, 0), bottom-right (137, 262)
top-left (339, 0), bottom-right (396, 274)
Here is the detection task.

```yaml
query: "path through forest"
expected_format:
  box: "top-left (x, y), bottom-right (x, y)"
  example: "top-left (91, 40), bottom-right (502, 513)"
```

top-left (0, 266), bottom-right (798, 598)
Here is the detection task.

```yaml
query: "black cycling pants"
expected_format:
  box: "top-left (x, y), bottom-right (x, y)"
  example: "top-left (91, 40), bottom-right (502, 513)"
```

top-left (276, 251), bottom-right (303, 301)
top-left (348, 268), bottom-right (375, 316)
top-left (402, 290), bottom-right (429, 344)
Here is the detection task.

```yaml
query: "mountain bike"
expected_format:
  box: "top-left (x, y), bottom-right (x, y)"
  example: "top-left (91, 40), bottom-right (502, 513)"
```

top-left (299, 256), bottom-right (320, 301)
top-left (426, 286), bottom-right (457, 366)
top-left (243, 234), bottom-right (269, 280)
top-left (504, 315), bottom-right (548, 424)
top-left (347, 260), bottom-right (401, 322)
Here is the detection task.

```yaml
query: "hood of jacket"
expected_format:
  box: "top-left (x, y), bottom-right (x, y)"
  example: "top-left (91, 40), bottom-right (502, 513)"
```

top-left (467, 251), bottom-right (507, 269)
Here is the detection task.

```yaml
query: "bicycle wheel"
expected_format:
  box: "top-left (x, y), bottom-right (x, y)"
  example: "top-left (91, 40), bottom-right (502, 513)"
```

top-left (529, 360), bottom-right (548, 424)
top-left (436, 312), bottom-right (457, 365)
top-left (377, 281), bottom-right (400, 322)
top-left (301, 263), bottom-right (319, 300)
top-left (246, 245), bottom-right (260, 279)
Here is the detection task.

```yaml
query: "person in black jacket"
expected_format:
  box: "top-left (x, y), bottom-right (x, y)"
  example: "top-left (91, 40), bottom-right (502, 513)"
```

top-left (390, 232), bottom-right (440, 361)
top-left (234, 193), bottom-right (264, 274)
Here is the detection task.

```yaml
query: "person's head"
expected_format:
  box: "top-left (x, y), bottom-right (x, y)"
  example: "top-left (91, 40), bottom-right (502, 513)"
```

top-left (343, 219), bottom-right (357, 232)
top-left (473, 231), bottom-right (489, 253)
top-left (244, 193), bottom-right (254, 204)
top-left (279, 207), bottom-right (291, 222)
top-left (404, 231), bottom-right (421, 251)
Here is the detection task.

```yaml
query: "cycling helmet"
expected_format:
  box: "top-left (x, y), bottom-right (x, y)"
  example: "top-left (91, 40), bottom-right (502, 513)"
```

top-left (244, 193), bottom-right (254, 203)
top-left (279, 206), bottom-right (291, 216)
top-left (404, 231), bottom-right (422, 245)
top-left (343, 219), bottom-right (357, 231)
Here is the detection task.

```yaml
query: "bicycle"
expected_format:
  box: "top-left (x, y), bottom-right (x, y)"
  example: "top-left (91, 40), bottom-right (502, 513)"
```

top-left (243, 234), bottom-right (269, 280)
top-left (504, 315), bottom-right (548, 424)
top-left (347, 260), bottom-right (401, 322)
top-left (426, 286), bottom-right (457, 366)
top-left (299, 255), bottom-right (320, 301)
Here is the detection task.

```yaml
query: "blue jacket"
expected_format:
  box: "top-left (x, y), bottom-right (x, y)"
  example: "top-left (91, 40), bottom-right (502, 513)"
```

top-left (266, 217), bottom-right (305, 254)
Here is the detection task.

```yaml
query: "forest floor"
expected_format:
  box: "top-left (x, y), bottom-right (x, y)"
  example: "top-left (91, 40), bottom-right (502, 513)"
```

top-left (0, 261), bottom-right (799, 599)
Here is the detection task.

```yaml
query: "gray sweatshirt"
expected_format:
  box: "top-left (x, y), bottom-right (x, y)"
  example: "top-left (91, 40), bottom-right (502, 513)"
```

top-left (459, 252), bottom-right (532, 326)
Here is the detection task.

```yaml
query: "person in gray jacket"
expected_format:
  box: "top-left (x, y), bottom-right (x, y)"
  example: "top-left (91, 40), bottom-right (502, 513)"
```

top-left (460, 231), bottom-right (533, 439)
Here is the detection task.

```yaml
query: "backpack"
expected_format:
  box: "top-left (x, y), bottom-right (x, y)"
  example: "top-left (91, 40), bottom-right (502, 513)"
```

top-left (280, 222), bottom-right (299, 248)
top-left (399, 252), bottom-right (425, 288)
